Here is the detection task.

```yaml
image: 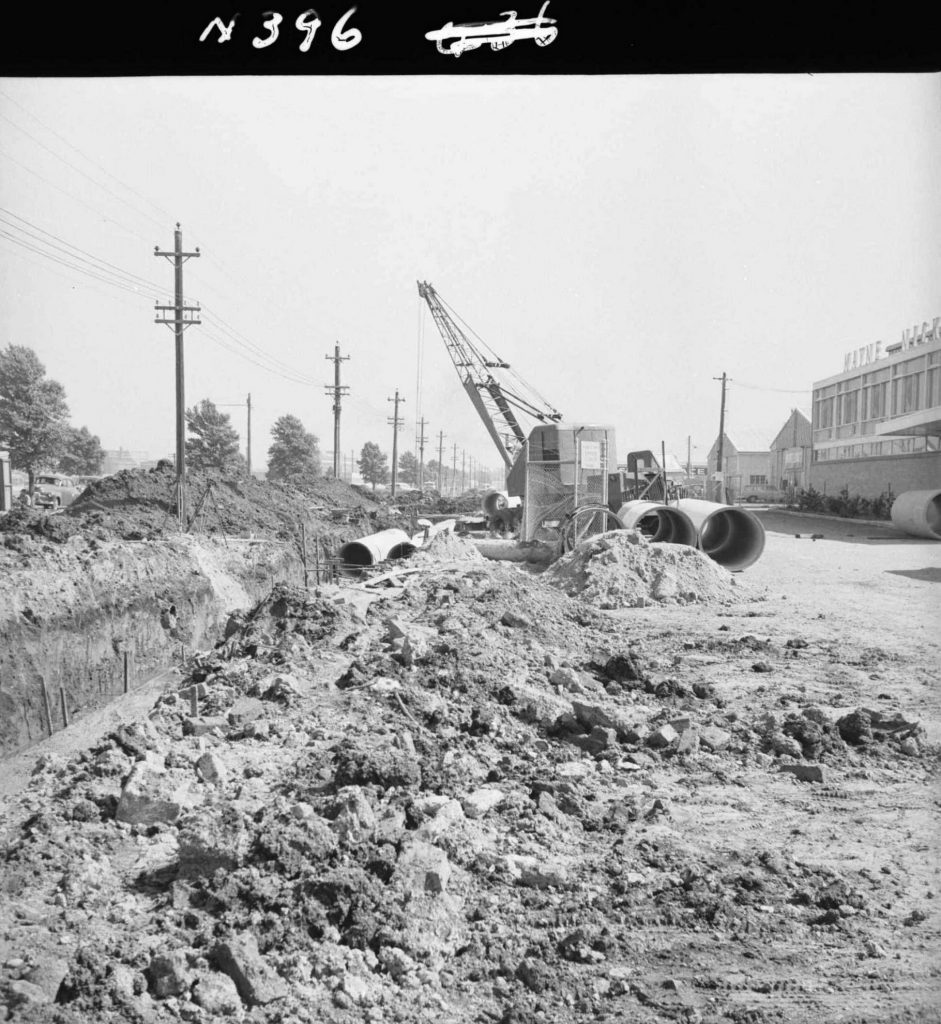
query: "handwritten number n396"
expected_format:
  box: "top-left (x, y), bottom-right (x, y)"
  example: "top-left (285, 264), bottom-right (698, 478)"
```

top-left (199, 8), bottom-right (362, 51)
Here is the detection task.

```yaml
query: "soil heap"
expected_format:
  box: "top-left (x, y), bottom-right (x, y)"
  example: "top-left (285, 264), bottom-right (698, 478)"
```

top-left (1, 464), bottom-right (381, 545)
top-left (545, 530), bottom-right (740, 608)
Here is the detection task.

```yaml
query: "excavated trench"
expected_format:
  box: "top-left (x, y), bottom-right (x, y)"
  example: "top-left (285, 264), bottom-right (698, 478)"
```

top-left (0, 536), bottom-right (305, 758)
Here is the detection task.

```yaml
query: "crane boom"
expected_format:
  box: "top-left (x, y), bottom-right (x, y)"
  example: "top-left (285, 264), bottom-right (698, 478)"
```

top-left (417, 280), bottom-right (562, 467)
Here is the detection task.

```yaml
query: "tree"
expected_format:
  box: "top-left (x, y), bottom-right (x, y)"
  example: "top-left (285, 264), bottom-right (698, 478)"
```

top-left (58, 425), bottom-right (105, 476)
top-left (358, 441), bottom-right (389, 491)
top-left (267, 415), bottom-right (321, 480)
top-left (185, 399), bottom-right (243, 472)
top-left (398, 450), bottom-right (419, 486)
top-left (0, 344), bottom-right (70, 494)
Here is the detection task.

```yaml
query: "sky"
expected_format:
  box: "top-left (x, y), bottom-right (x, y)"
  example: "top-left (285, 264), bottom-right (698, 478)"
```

top-left (1, 74), bottom-right (939, 477)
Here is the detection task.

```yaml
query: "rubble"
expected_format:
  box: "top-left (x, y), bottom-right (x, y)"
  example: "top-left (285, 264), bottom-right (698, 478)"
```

top-left (0, 548), bottom-right (937, 1024)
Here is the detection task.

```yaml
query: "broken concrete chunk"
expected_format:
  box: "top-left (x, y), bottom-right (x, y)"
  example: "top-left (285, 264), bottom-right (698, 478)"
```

top-left (462, 788), bottom-right (505, 819)
top-left (116, 763), bottom-right (193, 826)
top-left (502, 854), bottom-right (569, 889)
top-left (699, 725), bottom-right (731, 752)
top-left (394, 839), bottom-right (451, 895)
top-left (550, 667), bottom-right (584, 692)
top-left (192, 970), bottom-right (243, 1015)
top-left (183, 716), bottom-right (230, 738)
top-left (23, 955), bottom-right (68, 1002)
top-left (148, 950), bottom-right (192, 999)
top-left (676, 728), bottom-right (700, 754)
top-left (501, 610), bottom-right (532, 628)
top-left (646, 724), bottom-right (679, 749)
top-left (779, 763), bottom-right (826, 783)
top-left (213, 934), bottom-right (288, 1006)
top-left (8, 979), bottom-right (51, 1006)
top-left (418, 799), bottom-right (465, 839)
top-left (196, 752), bottom-right (228, 787)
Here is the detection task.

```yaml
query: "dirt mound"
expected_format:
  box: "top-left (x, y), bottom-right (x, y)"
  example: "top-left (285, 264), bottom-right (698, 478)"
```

top-left (545, 529), bottom-right (739, 608)
top-left (2, 463), bottom-right (380, 544)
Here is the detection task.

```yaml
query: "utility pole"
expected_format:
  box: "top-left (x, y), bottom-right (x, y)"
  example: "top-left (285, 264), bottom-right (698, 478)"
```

top-left (387, 389), bottom-right (404, 497)
top-left (436, 430), bottom-right (445, 493)
top-left (713, 372), bottom-right (728, 504)
top-left (324, 343), bottom-right (350, 479)
top-left (350, 448), bottom-right (355, 484)
top-left (417, 417), bottom-right (429, 492)
top-left (461, 449), bottom-right (466, 493)
top-left (687, 435), bottom-right (691, 480)
top-left (451, 443), bottom-right (458, 497)
top-left (154, 223), bottom-right (200, 530)
top-left (246, 393), bottom-right (252, 478)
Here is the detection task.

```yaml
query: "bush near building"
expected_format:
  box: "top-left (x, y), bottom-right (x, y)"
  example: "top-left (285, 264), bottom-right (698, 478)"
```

top-left (796, 486), bottom-right (892, 520)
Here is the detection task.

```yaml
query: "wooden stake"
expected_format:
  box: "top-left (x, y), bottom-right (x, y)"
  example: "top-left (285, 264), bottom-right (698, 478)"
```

top-left (189, 688), bottom-right (198, 717)
top-left (314, 538), bottom-right (321, 585)
top-left (41, 681), bottom-right (54, 736)
top-left (300, 521), bottom-right (310, 591)
top-left (123, 650), bottom-right (130, 694)
top-left (59, 686), bottom-right (69, 727)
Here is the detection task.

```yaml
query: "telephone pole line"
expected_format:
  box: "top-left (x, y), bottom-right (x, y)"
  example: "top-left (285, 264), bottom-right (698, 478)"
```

top-left (461, 449), bottom-right (467, 493)
top-left (713, 371), bottom-right (728, 504)
top-left (387, 389), bottom-right (404, 497)
top-left (154, 223), bottom-right (200, 530)
top-left (416, 417), bottom-right (429, 492)
top-left (324, 343), bottom-right (350, 479)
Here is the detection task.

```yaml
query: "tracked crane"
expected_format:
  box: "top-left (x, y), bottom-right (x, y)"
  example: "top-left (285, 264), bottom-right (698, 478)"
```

top-left (417, 281), bottom-right (562, 468)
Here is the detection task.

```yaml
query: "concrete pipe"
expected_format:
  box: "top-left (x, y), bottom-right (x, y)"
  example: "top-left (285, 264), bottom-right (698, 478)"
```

top-left (675, 498), bottom-right (766, 571)
top-left (482, 490), bottom-right (522, 517)
top-left (338, 528), bottom-right (417, 577)
top-left (616, 500), bottom-right (697, 546)
top-left (890, 489), bottom-right (941, 540)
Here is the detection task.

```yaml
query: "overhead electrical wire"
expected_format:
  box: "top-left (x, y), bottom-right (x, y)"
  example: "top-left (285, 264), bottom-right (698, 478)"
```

top-left (0, 110), bottom-right (169, 234)
top-left (0, 221), bottom-right (319, 388)
top-left (0, 208), bottom-right (166, 294)
top-left (0, 87), bottom-right (176, 227)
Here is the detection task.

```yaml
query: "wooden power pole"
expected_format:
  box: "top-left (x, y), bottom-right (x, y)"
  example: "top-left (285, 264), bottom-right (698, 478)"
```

top-left (246, 393), bottom-right (252, 478)
top-left (387, 389), bottom-right (404, 497)
top-left (714, 371), bottom-right (728, 504)
top-left (324, 343), bottom-right (350, 479)
top-left (154, 224), bottom-right (200, 530)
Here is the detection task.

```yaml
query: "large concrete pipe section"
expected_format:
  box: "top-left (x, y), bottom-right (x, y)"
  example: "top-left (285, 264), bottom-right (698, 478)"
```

top-left (616, 500), bottom-right (697, 546)
top-left (338, 529), bottom-right (417, 577)
top-left (675, 499), bottom-right (766, 571)
top-left (890, 489), bottom-right (941, 540)
top-left (482, 490), bottom-right (522, 516)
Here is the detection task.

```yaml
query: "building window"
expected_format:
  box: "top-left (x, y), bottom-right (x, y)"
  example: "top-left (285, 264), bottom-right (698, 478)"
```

top-left (749, 475), bottom-right (767, 485)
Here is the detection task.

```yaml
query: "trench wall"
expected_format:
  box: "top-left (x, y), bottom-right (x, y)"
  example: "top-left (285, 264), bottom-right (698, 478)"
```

top-left (0, 536), bottom-right (303, 758)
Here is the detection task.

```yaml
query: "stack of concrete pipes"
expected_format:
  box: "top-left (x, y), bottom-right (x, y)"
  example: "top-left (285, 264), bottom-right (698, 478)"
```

top-left (617, 498), bottom-right (766, 571)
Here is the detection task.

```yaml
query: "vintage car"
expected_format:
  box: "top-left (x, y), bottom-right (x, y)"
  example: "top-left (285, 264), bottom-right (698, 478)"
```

top-left (20, 474), bottom-right (81, 509)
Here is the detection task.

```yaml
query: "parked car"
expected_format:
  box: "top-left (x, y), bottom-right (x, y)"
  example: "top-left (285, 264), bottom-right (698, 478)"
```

top-left (20, 474), bottom-right (81, 509)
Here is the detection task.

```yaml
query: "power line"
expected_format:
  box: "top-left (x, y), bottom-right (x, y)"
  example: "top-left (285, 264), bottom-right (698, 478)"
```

top-left (0, 149), bottom-right (155, 246)
top-left (0, 88), bottom-right (176, 226)
top-left (0, 229), bottom-right (157, 298)
top-left (0, 109), bottom-right (168, 234)
top-left (0, 209), bottom-right (165, 294)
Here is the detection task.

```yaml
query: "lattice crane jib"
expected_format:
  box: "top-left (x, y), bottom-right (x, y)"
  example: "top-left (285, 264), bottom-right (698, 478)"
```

top-left (417, 280), bottom-right (562, 468)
